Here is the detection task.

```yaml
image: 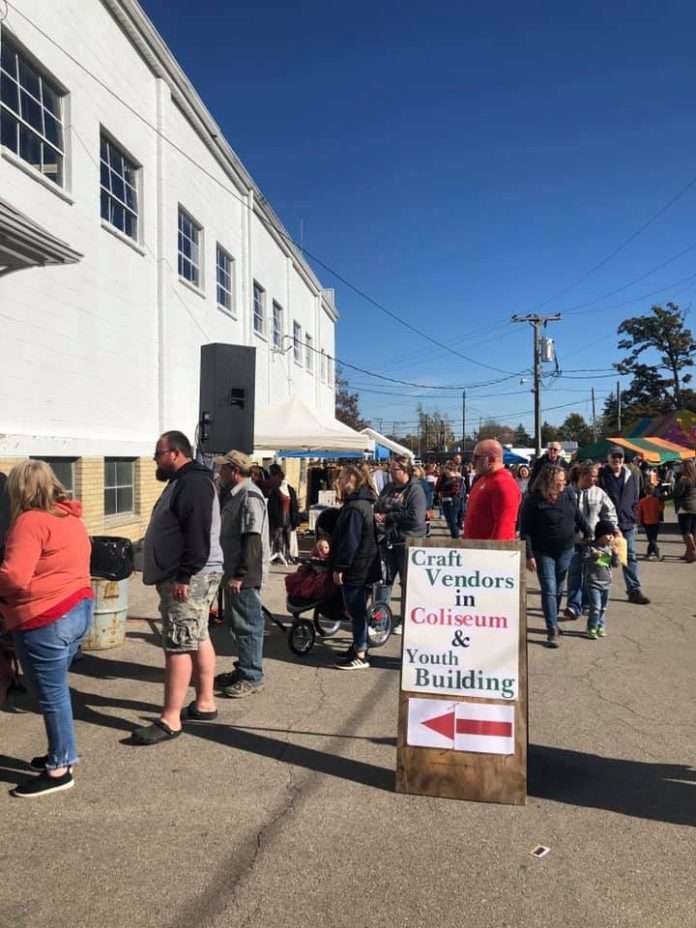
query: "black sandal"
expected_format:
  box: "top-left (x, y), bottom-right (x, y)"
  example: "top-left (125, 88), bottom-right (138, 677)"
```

top-left (131, 719), bottom-right (182, 745)
top-left (182, 701), bottom-right (218, 721)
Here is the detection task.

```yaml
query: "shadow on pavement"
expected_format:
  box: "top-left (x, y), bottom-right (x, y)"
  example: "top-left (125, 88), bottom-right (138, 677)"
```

top-left (170, 721), bottom-right (396, 792)
top-left (529, 743), bottom-right (696, 827)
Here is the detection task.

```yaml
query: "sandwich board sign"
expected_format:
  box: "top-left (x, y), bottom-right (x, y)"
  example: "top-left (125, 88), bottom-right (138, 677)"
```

top-left (396, 538), bottom-right (527, 805)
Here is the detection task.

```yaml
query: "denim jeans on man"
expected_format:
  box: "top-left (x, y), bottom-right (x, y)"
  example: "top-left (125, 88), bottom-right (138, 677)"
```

top-left (566, 544), bottom-right (588, 616)
top-left (535, 548), bottom-right (575, 632)
top-left (226, 587), bottom-right (264, 683)
top-left (12, 598), bottom-right (91, 770)
top-left (621, 527), bottom-right (641, 594)
top-left (586, 585), bottom-right (609, 630)
top-left (342, 583), bottom-right (369, 653)
top-left (441, 498), bottom-right (461, 539)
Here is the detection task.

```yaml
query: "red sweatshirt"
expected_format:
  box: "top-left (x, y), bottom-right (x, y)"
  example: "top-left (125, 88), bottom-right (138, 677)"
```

top-left (0, 501), bottom-right (92, 632)
top-left (463, 468), bottom-right (521, 541)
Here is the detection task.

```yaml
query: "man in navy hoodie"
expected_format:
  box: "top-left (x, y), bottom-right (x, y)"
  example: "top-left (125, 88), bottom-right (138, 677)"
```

top-left (599, 447), bottom-right (650, 605)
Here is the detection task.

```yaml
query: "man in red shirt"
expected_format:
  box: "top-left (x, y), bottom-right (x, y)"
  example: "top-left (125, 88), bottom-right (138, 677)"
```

top-left (463, 439), bottom-right (521, 540)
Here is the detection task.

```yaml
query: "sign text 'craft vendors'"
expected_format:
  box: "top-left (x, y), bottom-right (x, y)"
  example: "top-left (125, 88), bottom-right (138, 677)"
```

top-left (401, 546), bottom-right (521, 701)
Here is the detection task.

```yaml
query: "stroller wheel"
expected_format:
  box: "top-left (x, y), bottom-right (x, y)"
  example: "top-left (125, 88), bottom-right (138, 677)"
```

top-left (288, 620), bottom-right (316, 656)
top-left (367, 602), bottom-right (392, 648)
top-left (313, 607), bottom-right (342, 637)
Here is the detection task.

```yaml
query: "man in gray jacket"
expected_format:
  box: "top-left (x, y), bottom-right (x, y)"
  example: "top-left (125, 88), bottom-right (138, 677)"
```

top-left (133, 431), bottom-right (223, 745)
top-left (215, 450), bottom-right (270, 698)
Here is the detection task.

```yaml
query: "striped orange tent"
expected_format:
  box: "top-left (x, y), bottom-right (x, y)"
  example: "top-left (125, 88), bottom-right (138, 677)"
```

top-left (608, 436), bottom-right (693, 463)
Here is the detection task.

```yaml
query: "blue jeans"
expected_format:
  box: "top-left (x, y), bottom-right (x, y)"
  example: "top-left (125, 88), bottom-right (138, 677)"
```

top-left (566, 544), bottom-right (587, 616)
top-left (441, 499), bottom-right (461, 539)
top-left (13, 599), bottom-right (91, 770)
top-left (622, 527), bottom-right (641, 594)
top-left (586, 585), bottom-right (609, 629)
top-left (226, 587), bottom-right (264, 683)
top-left (342, 583), bottom-right (369, 653)
top-left (535, 548), bottom-right (575, 632)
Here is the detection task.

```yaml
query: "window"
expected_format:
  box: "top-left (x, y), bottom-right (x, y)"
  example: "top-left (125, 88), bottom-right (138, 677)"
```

top-left (216, 245), bottom-right (234, 313)
top-left (328, 356), bottom-right (334, 385)
top-left (272, 301), bottom-right (284, 349)
top-left (293, 321), bottom-right (303, 364)
top-left (253, 281), bottom-right (265, 336)
top-left (305, 333), bottom-right (314, 372)
top-left (100, 134), bottom-right (139, 240)
top-left (30, 457), bottom-right (76, 498)
top-left (104, 458), bottom-right (135, 516)
top-left (320, 350), bottom-right (327, 383)
top-left (178, 208), bottom-right (202, 287)
top-left (0, 33), bottom-right (65, 186)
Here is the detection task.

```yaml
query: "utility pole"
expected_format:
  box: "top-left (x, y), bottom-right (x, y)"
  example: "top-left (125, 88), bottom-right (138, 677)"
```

top-left (591, 387), bottom-right (597, 441)
top-left (616, 381), bottom-right (622, 432)
top-left (461, 390), bottom-right (466, 452)
top-left (512, 313), bottom-right (561, 457)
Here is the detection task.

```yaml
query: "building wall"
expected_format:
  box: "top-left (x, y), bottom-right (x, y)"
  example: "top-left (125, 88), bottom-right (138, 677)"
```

top-left (0, 1), bottom-right (337, 538)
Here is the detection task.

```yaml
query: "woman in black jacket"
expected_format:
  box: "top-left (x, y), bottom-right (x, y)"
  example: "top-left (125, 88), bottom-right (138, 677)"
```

top-left (673, 459), bottom-right (696, 562)
top-left (267, 470), bottom-right (300, 564)
top-left (331, 465), bottom-right (380, 670)
top-left (520, 465), bottom-right (591, 648)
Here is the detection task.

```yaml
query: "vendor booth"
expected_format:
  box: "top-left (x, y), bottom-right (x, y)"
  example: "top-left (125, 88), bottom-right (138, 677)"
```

top-left (360, 428), bottom-right (414, 461)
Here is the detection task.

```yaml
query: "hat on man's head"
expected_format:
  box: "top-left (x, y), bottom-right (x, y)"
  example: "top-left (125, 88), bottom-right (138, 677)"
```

top-left (608, 445), bottom-right (624, 458)
top-left (595, 519), bottom-right (616, 539)
top-left (213, 450), bottom-right (253, 474)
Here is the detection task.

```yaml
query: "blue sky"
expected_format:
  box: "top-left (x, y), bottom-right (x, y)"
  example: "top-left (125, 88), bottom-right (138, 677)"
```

top-left (143, 0), bottom-right (696, 436)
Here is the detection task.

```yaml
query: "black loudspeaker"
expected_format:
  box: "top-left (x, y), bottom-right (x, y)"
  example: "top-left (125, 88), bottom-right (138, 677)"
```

top-left (199, 344), bottom-right (256, 454)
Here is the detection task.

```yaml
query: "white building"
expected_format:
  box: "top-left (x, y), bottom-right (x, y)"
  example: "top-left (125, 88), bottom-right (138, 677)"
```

top-left (0, 0), bottom-right (337, 537)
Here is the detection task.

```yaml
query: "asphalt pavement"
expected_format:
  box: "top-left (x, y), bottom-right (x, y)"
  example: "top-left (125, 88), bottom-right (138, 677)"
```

top-left (2, 515), bottom-right (695, 928)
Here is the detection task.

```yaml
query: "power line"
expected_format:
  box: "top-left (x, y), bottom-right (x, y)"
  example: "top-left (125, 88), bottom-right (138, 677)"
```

top-left (5, 0), bottom-right (517, 377)
top-left (535, 173), bottom-right (696, 310)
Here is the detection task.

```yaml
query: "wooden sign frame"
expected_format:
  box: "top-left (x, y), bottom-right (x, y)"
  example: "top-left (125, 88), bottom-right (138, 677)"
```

top-left (395, 537), bottom-right (528, 805)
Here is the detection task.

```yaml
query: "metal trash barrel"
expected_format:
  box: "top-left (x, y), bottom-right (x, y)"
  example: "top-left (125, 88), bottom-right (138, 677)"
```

top-left (82, 577), bottom-right (129, 650)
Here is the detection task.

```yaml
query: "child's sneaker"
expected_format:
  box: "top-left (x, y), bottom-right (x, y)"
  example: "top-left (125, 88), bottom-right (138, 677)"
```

top-left (587, 626), bottom-right (599, 639)
top-left (597, 626), bottom-right (607, 637)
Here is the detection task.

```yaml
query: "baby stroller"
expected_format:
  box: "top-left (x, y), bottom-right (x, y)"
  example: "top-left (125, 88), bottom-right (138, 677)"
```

top-left (283, 509), bottom-right (393, 656)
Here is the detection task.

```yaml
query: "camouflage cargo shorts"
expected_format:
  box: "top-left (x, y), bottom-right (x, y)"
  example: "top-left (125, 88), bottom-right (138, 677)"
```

top-left (157, 572), bottom-right (222, 653)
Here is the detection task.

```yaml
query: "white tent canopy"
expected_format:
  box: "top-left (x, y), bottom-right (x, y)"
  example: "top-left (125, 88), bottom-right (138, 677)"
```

top-left (254, 395), bottom-right (373, 453)
top-left (361, 427), bottom-right (415, 460)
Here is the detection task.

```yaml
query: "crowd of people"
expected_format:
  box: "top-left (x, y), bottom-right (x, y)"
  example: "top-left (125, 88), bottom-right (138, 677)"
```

top-left (0, 429), bottom-right (692, 799)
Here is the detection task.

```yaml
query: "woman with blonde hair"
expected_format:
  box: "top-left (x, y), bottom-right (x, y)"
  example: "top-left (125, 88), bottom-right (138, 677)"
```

top-left (0, 460), bottom-right (92, 797)
top-left (331, 464), bottom-right (380, 669)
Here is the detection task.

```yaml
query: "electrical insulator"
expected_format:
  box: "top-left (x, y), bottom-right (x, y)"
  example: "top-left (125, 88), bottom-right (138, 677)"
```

top-left (540, 336), bottom-right (555, 362)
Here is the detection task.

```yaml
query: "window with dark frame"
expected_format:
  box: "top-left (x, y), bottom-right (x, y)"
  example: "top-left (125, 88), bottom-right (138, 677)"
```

top-left (0, 32), bottom-right (65, 186)
top-left (253, 280), bottom-right (265, 336)
top-left (293, 321), bottom-right (303, 364)
top-left (216, 244), bottom-right (234, 312)
top-left (104, 458), bottom-right (135, 517)
top-left (178, 207), bottom-right (202, 287)
top-left (30, 457), bottom-right (76, 498)
top-left (272, 300), bottom-right (283, 349)
top-left (100, 134), bottom-right (139, 241)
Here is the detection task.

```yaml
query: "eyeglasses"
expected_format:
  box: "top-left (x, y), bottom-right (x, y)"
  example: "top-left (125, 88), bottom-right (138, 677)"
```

top-left (153, 447), bottom-right (173, 460)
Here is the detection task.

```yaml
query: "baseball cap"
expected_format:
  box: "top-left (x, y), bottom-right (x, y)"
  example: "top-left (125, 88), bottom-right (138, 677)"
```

top-left (608, 446), bottom-right (624, 458)
top-left (213, 450), bottom-right (253, 474)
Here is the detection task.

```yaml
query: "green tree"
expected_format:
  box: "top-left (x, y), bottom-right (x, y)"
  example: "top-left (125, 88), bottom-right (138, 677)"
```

top-left (558, 412), bottom-right (594, 447)
top-left (513, 423), bottom-right (533, 445)
top-left (477, 419), bottom-right (516, 444)
top-left (616, 303), bottom-right (696, 414)
top-left (335, 371), bottom-right (369, 431)
top-left (541, 421), bottom-right (561, 444)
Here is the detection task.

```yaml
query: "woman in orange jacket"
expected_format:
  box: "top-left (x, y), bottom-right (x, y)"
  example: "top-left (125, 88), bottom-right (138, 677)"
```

top-left (0, 460), bottom-right (92, 798)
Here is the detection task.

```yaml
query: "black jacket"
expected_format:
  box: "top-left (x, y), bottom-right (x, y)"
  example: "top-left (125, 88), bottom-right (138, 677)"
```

top-left (598, 465), bottom-right (639, 532)
top-left (374, 478), bottom-right (427, 541)
top-left (267, 485), bottom-right (300, 531)
top-left (331, 486), bottom-right (380, 586)
top-left (142, 461), bottom-right (222, 585)
top-left (519, 487), bottom-right (591, 558)
top-left (529, 454), bottom-right (570, 487)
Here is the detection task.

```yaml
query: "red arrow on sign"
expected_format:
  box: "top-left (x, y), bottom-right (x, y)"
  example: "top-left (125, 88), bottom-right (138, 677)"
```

top-left (422, 710), bottom-right (513, 741)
